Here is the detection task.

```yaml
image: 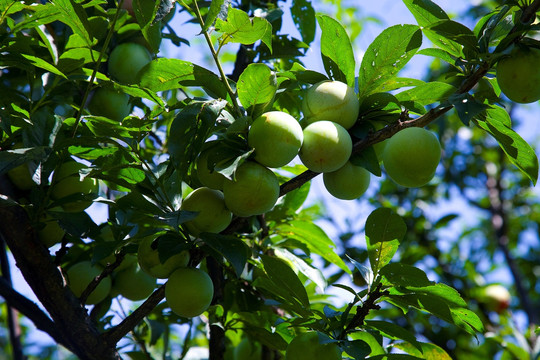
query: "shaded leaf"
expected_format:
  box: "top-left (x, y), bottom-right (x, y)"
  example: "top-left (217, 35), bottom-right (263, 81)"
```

top-left (200, 233), bottom-right (250, 277)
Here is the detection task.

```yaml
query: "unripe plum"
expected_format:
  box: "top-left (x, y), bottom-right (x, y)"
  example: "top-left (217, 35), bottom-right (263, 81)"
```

top-left (67, 261), bottom-right (111, 305)
top-left (299, 121), bottom-right (352, 173)
top-left (285, 332), bottom-right (341, 360)
top-left (138, 236), bottom-right (190, 279)
top-left (248, 111), bottom-right (303, 168)
top-left (50, 161), bottom-right (98, 212)
top-left (37, 214), bottom-right (65, 248)
top-left (180, 187), bottom-right (232, 235)
top-left (108, 42), bottom-right (152, 84)
top-left (323, 161), bottom-right (370, 200)
top-left (113, 264), bottom-right (157, 301)
top-left (302, 80), bottom-right (360, 129)
top-left (88, 87), bottom-right (131, 121)
top-left (165, 267), bottom-right (214, 318)
top-left (382, 127), bottom-right (441, 188)
top-left (496, 46), bottom-right (540, 104)
top-left (233, 338), bottom-right (262, 360)
top-left (223, 161), bottom-right (280, 217)
top-left (195, 149), bottom-right (227, 190)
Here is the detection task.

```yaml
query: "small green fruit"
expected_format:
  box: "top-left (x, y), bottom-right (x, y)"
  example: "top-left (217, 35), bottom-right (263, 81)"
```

top-left (195, 149), bottom-right (227, 190)
top-left (299, 121), bottom-right (352, 173)
top-left (66, 261), bottom-right (111, 305)
top-left (138, 237), bottom-right (190, 279)
top-left (165, 267), bottom-right (214, 318)
top-left (382, 127), bottom-right (441, 188)
top-left (233, 338), bottom-right (262, 360)
top-left (108, 42), bottom-right (152, 84)
top-left (248, 111), bottom-right (303, 168)
top-left (285, 332), bottom-right (341, 360)
top-left (37, 214), bottom-right (65, 248)
top-left (323, 161), bottom-right (370, 200)
top-left (223, 162), bottom-right (280, 217)
top-left (302, 80), bottom-right (360, 129)
top-left (113, 264), bottom-right (157, 301)
top-left (88, 87), bottom-right (131, 121)
top-left (51, 161), bottom-right (98, 212)
top-left (496, 46), bottom-right (540, 104)
top-left (181, 187), bottom-right (232, 235)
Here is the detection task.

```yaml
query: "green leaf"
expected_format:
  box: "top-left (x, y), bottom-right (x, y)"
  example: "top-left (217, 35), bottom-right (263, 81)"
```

top-left (291, 0), bottom-right (316, 45)
top-left (402, 0), bottom-right (475, 57)
top-left (274, 248), bottom-right (326, 290)
top-left (133, 0), bottom-right (161, 53)
top-left (316, 14), bottom-right (356, 87)
top-left (275, 220), bottom-right (350, 273)
top-left (200, 233), bottom-right (250, 277)
top-left (449, 93), bottom-right (488, 125)
top-left (168, 100), bottom-right (228, 180)
top-left (260, 254), bottom-right (310, 309)
top-left (394, 342), bottom-right (452, 360)
top-left (342, 339), bottom-right (372, 359)
top-left (358, 24), bottom-right (422, 98)
top-left (475, 106), bottom-right (539, 185)
top-left (396, 81), bottom-right (456, 106)
top-left (138, 58), bottom-right (228, 99)
top-left (203, 0), bottom-right (229, 32)
top-left (379, 263), bottom-right (432, 288)
top-left (349, 331), bottom-right (386, 356)
top-left (365, 208), bottom-right (407, 274)
top-left (237, 63), bottom-right (277, 119)
top-left (365, 320), bottom-right (422, 351)
top-left (19, 54), bottom-right (67, 79)
top-left (215, 7), bottom-right (273, 52)
top-left (51, 0), bottom-right (94, 48)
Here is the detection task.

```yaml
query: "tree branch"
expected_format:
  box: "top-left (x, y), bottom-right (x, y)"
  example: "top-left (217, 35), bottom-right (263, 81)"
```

top-left (103, 284), bottom-right (166, 345)
top-left (0, 236), bottom-right (25, 360)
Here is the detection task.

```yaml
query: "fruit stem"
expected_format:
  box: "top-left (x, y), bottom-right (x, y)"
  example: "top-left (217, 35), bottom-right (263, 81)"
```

top-left (71, 0), bottom-right (126, 137)
top-left (191, 0), bottom-right (243, 118)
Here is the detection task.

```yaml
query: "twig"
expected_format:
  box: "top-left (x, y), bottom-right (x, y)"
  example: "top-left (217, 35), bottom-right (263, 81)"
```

top-left (103, 285), bottom-right (166, 345)
top-left (79, 252), bottom-right (125, 305)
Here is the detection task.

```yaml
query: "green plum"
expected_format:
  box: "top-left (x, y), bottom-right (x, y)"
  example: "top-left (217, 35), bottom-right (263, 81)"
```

top-left (112, 264), bottom-right (157, 301)
top-left (496, 46), bottom-right (540, 104)
top-left (88, 87), bottom-right (131, 121)
top-left (165, 267), bottom-right (214, 318)
top-left (233, 338), bottom-right (262, 360)
top-left (323, 161), bottom-right (370, 200)
top-left (285, 332), bottom-right (341, 360)
top-left (302, 80), bottom-right (360, 129)
top-left (66, 261), bottom-right (111, 305)
top-left (138, 236), bottom-right (190, 279)
top-left (248, 111), bottom-right (303, 168)
top-left (180, 187), bottom-right (232, 235)
top-left (382, 127), bottom-right (441, 188)
top-left (299, 121), bottom-right (352, 173)
top-left (108, 42), bottom-right (152, 84)
top-left (222, 161), bottom-right (280, 217)
top-left (50, 161), bottom-right (98, 212)
top-left (195, 149), bottom-right (227, 190)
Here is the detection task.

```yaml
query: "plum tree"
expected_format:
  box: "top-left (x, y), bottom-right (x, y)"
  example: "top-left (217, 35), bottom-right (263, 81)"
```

top-left (285, 332), bottom-right (341, 360)
top-left (479, 284), bottom-right (511, 313)
top-left (165, 267), bottom-right (214, 318)
top-left (138, 236), bottom-right (190, 279)
top-left (248, 111), bottom-right (303, 168)
top-left (382, 127), bottom-right (441, 188)
top-left (299, 121), bottom-right (352, 173)
top-left (496, 46), bottom-right (540, 104)
top-left (50, 160), bottom-right (99, 212)
top-left (195, 149), bottom-right (227, 190)
top-left (180, 187), bottom-right (232, 235)
top-left (112, 264), bottom-right (156, 301)
top-left (302, 80), bottom-right (360, 129)
top-left (66, 261), bottom-right (111, 305)
top-left (88, 87), bottom-right (131, 121)
top-left (108, 42), bottom-right (152, 84)
top-left (233, 338), bottom-right (262, 360)
top-left (223, 161), bottom-right (280, 217)
top-left (323, 161), bottom-right (370, 200)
